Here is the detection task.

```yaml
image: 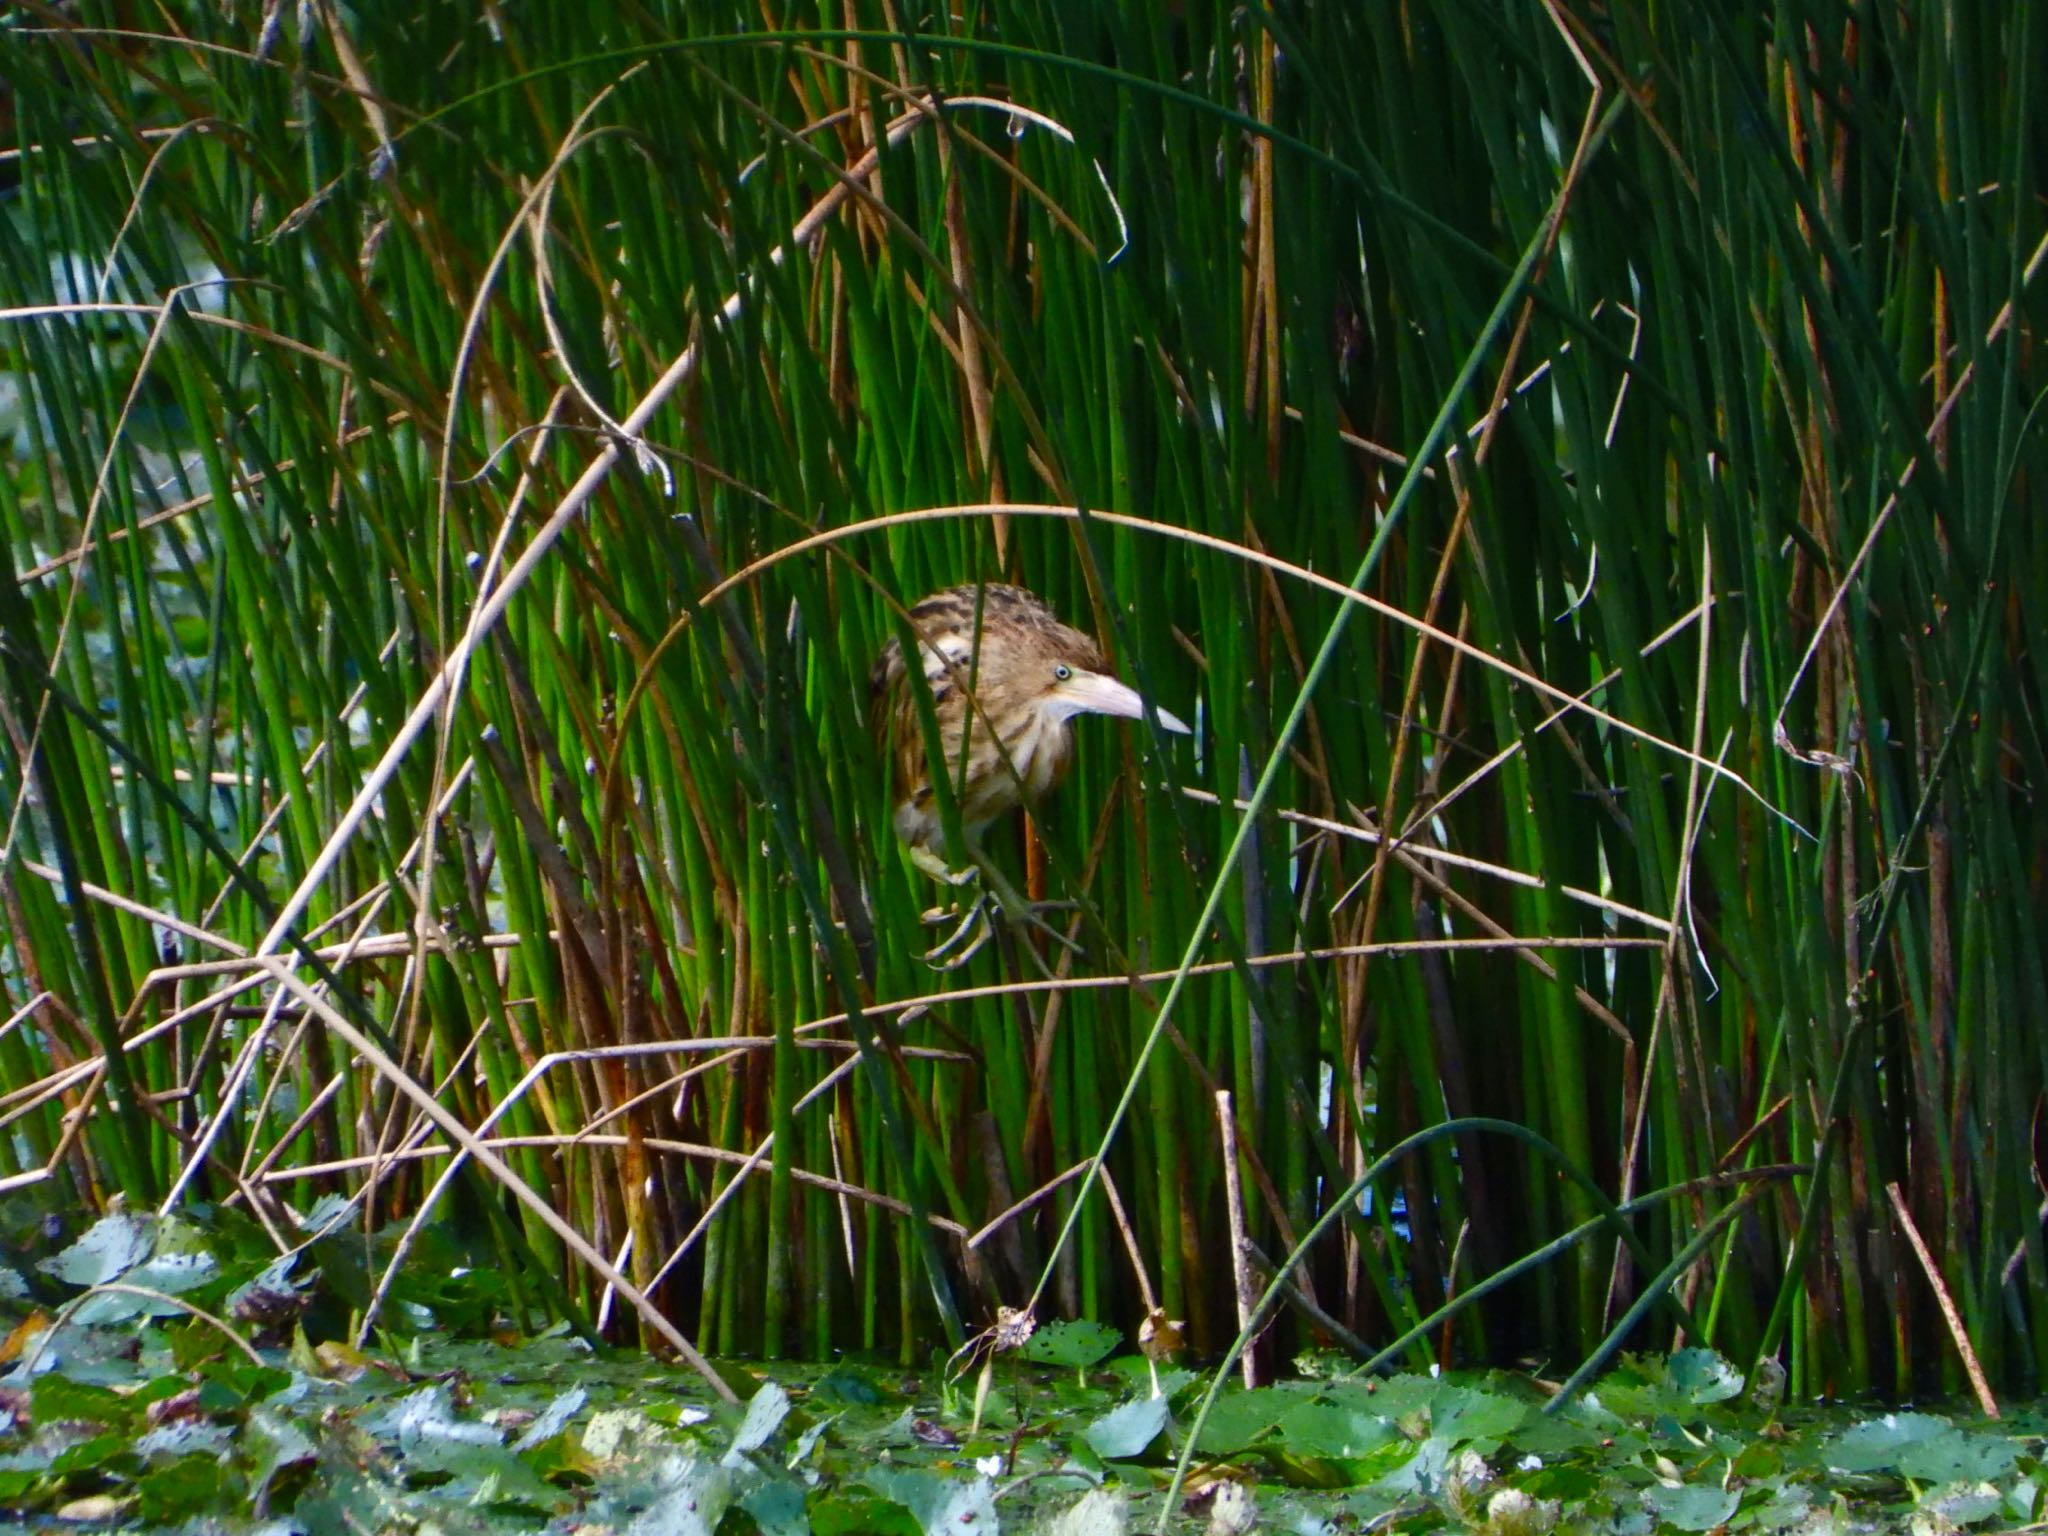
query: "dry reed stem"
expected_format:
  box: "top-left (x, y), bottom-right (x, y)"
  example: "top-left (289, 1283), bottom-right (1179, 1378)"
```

top-left (257, 959), bottom-right (735, 1397)
top-left (1885, 1182), bottom-right (1999, 1420)
top-left (1216, 1090), bottom-right (1259, 1389)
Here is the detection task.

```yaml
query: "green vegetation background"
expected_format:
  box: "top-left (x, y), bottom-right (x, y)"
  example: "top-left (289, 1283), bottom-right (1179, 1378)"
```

top-left (0, 1), bottom-right (2041, 1407)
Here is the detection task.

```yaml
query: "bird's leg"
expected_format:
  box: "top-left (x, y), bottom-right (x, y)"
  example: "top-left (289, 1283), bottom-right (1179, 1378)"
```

top-left (910, 844), bottom-right (979, 888)
top-left (965, 851), bottom-right (1083, 960)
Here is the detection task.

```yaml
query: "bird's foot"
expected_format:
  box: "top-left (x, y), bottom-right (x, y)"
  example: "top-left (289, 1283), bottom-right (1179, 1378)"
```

top-left (921, 894), bottom-right (994, 969)
top-left (907, 846), bottom-right (1080, 969)
top-left (912, 854), bottom-right (991, 968)
top-left (918, 895), bottom-right (1081, 970)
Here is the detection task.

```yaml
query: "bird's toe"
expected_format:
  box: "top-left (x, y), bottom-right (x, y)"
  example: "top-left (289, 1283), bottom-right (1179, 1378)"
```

top-left (922, 900), bottom-right (994, 969)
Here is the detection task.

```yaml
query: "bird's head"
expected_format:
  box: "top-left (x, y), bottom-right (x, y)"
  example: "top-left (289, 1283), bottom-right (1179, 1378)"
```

top-left (1026, 635), bottom-right (1193, 736)
top-left (878, 584), bottom-right (1191, 738)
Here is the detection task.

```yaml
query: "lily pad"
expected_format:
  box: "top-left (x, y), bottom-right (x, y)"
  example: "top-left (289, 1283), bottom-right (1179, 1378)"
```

top-left (1665, 1348), bottom-right (1744, 1405)
top-left (1191, 1387), bottom-right (1293, 1453)
top-left (727, 1381), bottom-right (793, 1461)
top-left (38, 1215), bottom-right (154, 1287)
top-left (1083, 1396), bottom-right (1169, 1460)
top-left (1023, 1320), bottom-right (1122, 1371)
top-left (1274, 1400), bottom-right (1399, 1460)
top-left (1642, 1481), bottom-right (1740, 1531)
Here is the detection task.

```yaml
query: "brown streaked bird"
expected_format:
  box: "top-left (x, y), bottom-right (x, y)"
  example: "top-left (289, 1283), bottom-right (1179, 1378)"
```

top-left (870, 583), bottom-right (1191, 964)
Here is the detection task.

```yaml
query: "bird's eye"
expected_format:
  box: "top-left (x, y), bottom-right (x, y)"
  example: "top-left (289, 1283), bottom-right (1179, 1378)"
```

top-left (1052, 663), bottom-right (1072, 682)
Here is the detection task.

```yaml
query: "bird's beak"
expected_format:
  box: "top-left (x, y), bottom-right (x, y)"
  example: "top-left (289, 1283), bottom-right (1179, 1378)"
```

top-left (1057, 671), bottom-right (1192, 735)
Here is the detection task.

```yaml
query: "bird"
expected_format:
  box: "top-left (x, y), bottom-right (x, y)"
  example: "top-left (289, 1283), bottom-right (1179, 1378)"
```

top-left (870, 582), bottom-right (1191, 965)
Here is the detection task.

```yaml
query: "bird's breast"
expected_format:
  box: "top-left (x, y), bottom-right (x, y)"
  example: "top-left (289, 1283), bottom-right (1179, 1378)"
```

top-left (891, 707), bottom-right (1075, 853)
top-left (993, 707), bottom-right (1074, 808)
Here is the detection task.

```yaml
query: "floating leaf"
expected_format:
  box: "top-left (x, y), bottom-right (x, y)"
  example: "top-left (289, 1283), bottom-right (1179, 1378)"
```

top-left (1372, 1434), bottom-right (1448, 1495)
top-left (137, 1453), bottom-right (232, 1523)
top-left (246, 1406), bottom-right (317, 1505)
top-left (1665, 1348), bottom-right (1744, 1406)
top-left (32, 1373), bottom-right (133, 1429)
top-left (1084, 1396), bottom-right (1170, 1460)
top-left (50, 1429), bottom-right (132, 1475)
top-left (365, 1383), bottom-right (500, 1452)
top-left (1023, 1320), bottom-right (1122, 1371)
top-left (739, 1473), bottom-right (811, 1536)
top-left (789, 1411), bottom-right (836, 1470)
top-left (1107, 1356), bottom-right (1197, 1402)
top-left (133, 1421), bottom-right (234, 1459)
top-left (1432, 1385), bottom-right (1528, 1445)
top-left (1826, 1410), bottom-right (1948, 1470)
top-left (194, 1359), bottom-right (294, 1413)
top-left (1746, 1482), bottom-right (1812, 1531)
top-left (1922, 1482), bottom-right (2003, 1525)
top-left (1275, 1401), bottom-right (1399, 1461)
top-left (918, 1474), bottom-right (997, 1533)
top-left (1045, 1487), bottom-right (1128, 1536)
top-left (811, 1365), bottom-right (883, 1406)
top-left (626, 1455), bottom-right (736, 1536)
top-left (1192, 1387), bottom-right (1293, 1453)
top-left (812, 1490), bottom-right (920, 1536)
top-left (514, 1386), bottom-right (588, 1452)
top-left (727, 1381), bottom-right (793, 1461)
top-left (72, 1249), bottom-right (220, 1325)
top-left (1897, 1429), bottom-right (2018, 1484)
top-left (585, 1406), bottom-right (667, 1459)
top-left (863, 1465), bottom-right (997, 1534)
top-left (37, 1215), bottom-right (152, 1288)
top-left (1642, 1482), bottom-right (1739, 1531)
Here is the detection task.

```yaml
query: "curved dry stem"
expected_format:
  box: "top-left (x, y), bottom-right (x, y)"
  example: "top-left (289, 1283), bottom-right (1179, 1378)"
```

top-left (26, 1281), bottom-right (265, 1374)
top-left (1770, 226), bottom-right (2047, 766)
top-left (703, 501), bottom-right (1803, 834)
top-left (0, 283), bottom-right (245, 866)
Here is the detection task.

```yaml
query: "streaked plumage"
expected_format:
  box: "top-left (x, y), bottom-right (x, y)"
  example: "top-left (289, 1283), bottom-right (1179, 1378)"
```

top-left (870, 583), bottom-right (1188, 880)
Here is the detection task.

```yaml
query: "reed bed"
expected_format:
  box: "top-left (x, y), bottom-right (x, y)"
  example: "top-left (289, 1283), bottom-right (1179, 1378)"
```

top-left (0, 2), bottom-right (2041, 1402)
